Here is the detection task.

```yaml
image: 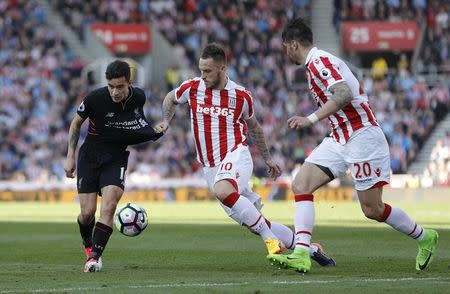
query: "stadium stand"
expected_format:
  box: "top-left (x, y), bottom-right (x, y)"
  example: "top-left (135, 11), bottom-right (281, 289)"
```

top-left (0, 0), bottom-right (448, 186)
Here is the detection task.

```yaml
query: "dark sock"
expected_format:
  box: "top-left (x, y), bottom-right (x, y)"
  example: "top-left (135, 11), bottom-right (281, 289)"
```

top-left (77, 216), bottom-right (95, 248)
top-left (91, 222), bottom-right (113, 259)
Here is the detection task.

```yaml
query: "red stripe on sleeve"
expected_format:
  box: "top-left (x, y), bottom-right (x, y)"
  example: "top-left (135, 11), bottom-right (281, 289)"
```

top-left (176, 80), bottom-right (194, 100)
top-left (240, 89), bottom-right (254, 118)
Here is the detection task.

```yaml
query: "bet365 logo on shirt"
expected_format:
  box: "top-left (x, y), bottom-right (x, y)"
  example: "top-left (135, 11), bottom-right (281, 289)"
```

top-left (196, 104), bottom-right (235, 117)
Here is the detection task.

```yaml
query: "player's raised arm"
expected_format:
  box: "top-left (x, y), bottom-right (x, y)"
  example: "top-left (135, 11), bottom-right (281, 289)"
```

top-left (64, 114), bottom-right (85, 178)
top-left (246, 116), bottom-right (281, 180)
top-left (154, 89), bottom-right (179, 133)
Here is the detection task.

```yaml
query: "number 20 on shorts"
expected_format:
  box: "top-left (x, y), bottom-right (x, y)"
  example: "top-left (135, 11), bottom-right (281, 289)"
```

top-left (353, 162), bottom-right (371, 178)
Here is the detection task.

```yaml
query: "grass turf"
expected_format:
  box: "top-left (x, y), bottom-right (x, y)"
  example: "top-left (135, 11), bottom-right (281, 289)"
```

top-left (0, 201), bottom-right (449, 293)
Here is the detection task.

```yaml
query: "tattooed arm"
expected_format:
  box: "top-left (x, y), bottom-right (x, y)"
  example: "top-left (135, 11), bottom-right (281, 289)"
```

top-left (287, 81), bottom-right (353, 129)
top-left (246, 116), bottom-right (281, 179)
top-left (64, 114), bottom-right (85, 178)
top-left (154, 90), bottom-right (179, 133)
top-left (313, 81), bottom-right (353, 121)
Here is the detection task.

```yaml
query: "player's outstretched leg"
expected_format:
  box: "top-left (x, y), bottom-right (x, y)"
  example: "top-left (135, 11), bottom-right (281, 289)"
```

top-left (219, 190), bottom-right (285, 255)
top-left (416, 229), bottom-right (438, 271)
top-left (267, 247), bottom-right (311, 273)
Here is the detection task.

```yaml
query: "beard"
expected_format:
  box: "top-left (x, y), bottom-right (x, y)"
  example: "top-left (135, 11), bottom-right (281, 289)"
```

top-left (289, 56), bottom-right (301, 65)
top-left (205, 73), bottom-right (221, 89)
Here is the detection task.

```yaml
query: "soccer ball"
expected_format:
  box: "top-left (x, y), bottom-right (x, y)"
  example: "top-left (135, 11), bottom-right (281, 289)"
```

top-left (114, 203), bottom-right (148, 237)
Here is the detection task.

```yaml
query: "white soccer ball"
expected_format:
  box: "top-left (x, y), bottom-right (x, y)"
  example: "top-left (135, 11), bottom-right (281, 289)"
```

top-left (114, 203), bottom-right (148, 237)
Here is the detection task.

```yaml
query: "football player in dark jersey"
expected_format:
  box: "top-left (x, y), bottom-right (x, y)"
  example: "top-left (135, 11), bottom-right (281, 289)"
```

top-left (64, 60), bottom-right (162, 272)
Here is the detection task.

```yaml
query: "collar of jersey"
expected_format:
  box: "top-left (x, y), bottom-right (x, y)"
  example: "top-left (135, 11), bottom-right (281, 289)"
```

top-left (223, 76), bottom-right (233, 90)
top-left (201, 76), bottom-right (234, 90)
top-left (304, 46), bottom-right (318, 66)
top-left (125, 86), bottom-right (133, 101)
top-left (120, 86), bottom-right (133, 107)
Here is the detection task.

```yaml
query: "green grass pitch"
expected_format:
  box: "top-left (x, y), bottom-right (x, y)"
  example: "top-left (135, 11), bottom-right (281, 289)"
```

top-left (0, 201), bottom-right (449, 293)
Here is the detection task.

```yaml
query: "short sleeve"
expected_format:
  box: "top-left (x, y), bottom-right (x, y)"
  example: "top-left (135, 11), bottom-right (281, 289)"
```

top-left (309, 56), bottom-right (344, 90)
top-left (174, 79), bottom-right (196, 104)
top-left (76, 95), bottom-right (93, 119)
top-left (237, 89), bottom-right (254, 120)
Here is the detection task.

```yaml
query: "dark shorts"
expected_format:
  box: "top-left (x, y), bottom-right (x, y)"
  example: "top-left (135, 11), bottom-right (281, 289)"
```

top-left (76, 143), bottom-right (130, 195)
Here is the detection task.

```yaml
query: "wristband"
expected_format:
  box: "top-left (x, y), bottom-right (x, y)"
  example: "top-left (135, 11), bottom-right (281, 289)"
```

top-left (307, 113), bottom-right (319, 124)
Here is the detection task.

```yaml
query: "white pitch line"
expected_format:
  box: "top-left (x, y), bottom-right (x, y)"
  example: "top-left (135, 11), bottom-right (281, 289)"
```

top-left (1, 277), bottom-right (449, 294)
top-left (0, 282), bottom-right (249, 294)
top-left (272, 277), bottom-right (448, 285)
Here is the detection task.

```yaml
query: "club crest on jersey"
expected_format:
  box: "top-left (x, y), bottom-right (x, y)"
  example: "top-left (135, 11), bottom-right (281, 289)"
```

top-left (134, 108), bottom-right (140, 117)
top-left (228, 97), bottom-right (236, 109)
top-left (320, 68), bottom-right (331, 79)
top-left (105, 112), bottom-right (114, 118)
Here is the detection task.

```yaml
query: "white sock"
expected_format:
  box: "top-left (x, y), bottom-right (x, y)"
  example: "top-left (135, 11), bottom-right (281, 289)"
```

top-left (222, 192), bottom-right (276, 240)
top-left (309, 243), bottom-right (319, 255)
top-left (269, 220), bottom-right (319, 256)
top-left (382, 203), bottom-right (425, 241)
top-left (268, 221), bottom-right (295, 249)
top-left (294, 194), bottom-right (315, 250)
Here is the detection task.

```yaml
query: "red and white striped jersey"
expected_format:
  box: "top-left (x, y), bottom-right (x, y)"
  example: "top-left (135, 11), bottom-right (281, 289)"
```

top-left (175, 77), bottom-right (254, 167)
top-left (305, 47), bottom-right (379, 144)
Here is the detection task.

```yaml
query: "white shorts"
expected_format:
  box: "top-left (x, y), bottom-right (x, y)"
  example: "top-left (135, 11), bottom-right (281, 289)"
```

top-left (305, 126), bottom-right (390, 191)
top-left (202, 144), bottom-right (262, 223)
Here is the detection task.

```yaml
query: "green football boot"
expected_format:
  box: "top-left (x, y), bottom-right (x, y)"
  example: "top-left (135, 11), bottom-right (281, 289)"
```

top-left (267, 247), bottom-right (311, 273)
top-left (416, 229), bottom-right (438, 271)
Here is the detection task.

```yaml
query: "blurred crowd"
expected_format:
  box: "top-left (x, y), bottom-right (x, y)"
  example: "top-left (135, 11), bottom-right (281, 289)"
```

top-left (334, 0), bottom-right (427, 23)
top-left (334, 0), bottom-right (450, 74)
top-left (0, 0), bottom-right (86, 181)
top-left (0, 0), bottom-right (449, 187)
